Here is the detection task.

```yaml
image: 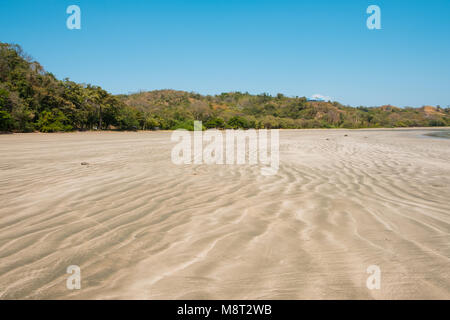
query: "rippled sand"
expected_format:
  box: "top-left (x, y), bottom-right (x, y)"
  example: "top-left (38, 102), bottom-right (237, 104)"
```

top-left (0, 129), bottom-right (449, 299)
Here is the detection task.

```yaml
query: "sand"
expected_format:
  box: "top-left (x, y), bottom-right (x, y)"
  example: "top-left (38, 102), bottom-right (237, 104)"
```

top-left (0, 128), bottom-right (449, 299)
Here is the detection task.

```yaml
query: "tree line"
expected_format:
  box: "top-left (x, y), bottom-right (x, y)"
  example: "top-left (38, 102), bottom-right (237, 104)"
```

top-left (1, 43), bottom-right (449, 132)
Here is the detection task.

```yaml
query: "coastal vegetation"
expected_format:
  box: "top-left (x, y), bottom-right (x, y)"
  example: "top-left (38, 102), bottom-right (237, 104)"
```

top-left (1, 43), bottom-right (449, 132)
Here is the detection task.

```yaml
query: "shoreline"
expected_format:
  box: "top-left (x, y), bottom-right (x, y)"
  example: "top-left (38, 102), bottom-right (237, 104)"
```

top-left (1, 126), bottom-right (449, 136)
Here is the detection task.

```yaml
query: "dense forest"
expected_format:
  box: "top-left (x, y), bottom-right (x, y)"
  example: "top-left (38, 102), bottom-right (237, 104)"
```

top-left (1, 43), bottom-right (449, 132)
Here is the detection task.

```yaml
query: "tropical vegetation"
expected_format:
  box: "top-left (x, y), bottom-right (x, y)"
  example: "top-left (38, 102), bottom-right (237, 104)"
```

top-left (1, 43), bottom-right (449, 132)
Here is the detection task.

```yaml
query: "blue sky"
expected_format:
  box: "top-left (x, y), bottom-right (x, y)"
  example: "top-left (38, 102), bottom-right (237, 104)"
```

top-left (1, 0), bottom-right (449, 107)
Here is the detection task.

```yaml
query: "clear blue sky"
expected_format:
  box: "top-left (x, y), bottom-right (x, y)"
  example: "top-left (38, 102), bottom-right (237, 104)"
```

top-left (1, 0), bottom-right (449, 107)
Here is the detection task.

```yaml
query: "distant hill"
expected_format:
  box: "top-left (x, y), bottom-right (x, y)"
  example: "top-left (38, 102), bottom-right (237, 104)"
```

top-left (1, 43), bottom-right (449, 132)
top-left (120, 90), bottom-right (450, 130)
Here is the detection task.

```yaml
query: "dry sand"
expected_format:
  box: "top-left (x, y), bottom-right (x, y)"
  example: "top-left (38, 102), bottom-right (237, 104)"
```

top-left (0, 129), bottom-right (449, 299)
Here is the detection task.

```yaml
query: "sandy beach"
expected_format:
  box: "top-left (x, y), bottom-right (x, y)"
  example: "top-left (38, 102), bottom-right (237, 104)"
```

top-left (0, 128), bottom-right (449, 299)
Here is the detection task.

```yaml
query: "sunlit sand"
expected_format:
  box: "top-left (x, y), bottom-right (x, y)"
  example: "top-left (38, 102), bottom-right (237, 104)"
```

top-left (0, 129), bottom-right (449, 299)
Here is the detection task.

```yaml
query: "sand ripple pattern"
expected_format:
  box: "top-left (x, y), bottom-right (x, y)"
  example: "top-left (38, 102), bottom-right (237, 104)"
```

top-left (0, 129), bottom-right (449, 299)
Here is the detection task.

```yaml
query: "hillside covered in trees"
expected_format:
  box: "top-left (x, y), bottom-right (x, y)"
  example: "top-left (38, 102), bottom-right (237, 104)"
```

top-left (1, 43), bottom-right (449, 132)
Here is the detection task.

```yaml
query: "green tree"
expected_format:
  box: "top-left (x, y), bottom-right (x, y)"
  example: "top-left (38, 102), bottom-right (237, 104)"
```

top-left (0, 110), bottom-right (14, 131)
top-left (36, 109), bottom-right (73, 132)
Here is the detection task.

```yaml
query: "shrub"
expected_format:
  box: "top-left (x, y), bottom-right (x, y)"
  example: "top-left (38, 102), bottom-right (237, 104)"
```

top-left (227, 116), bottom-right (249, 129)
top-left (144, 116), bottom-right (160, 130)
top-left (204, 117), bottom-right (225, 129)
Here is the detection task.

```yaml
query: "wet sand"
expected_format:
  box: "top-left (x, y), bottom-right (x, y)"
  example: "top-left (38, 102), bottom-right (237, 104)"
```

top-left (0, 129), bottom-right (449, 299)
